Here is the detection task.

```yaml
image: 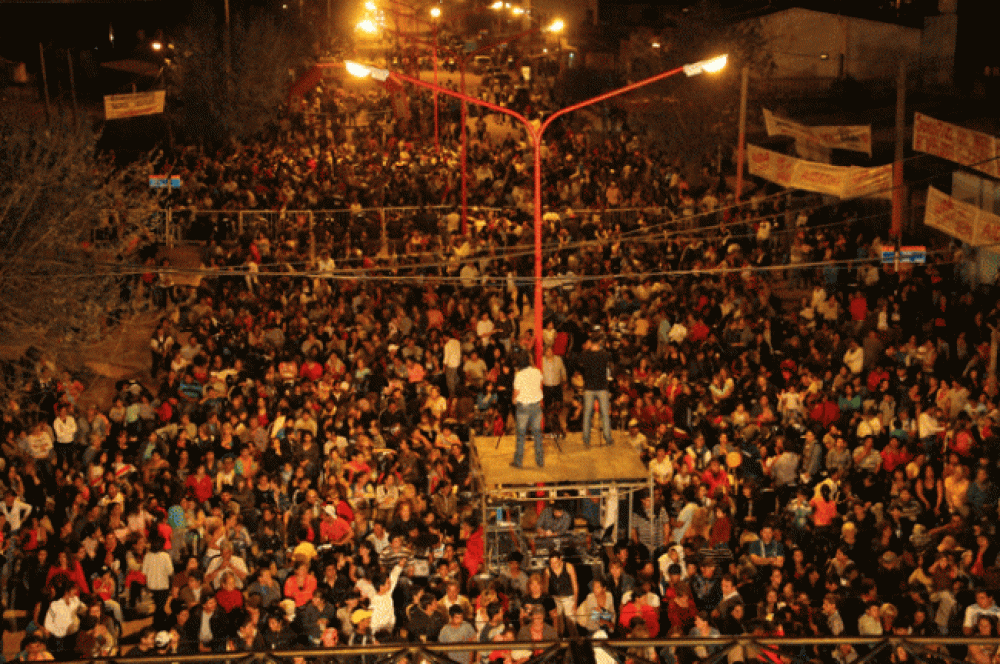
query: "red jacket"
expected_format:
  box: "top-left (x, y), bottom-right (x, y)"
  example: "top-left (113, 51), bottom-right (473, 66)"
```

top-left (619, 600), bottom-right (660, 637)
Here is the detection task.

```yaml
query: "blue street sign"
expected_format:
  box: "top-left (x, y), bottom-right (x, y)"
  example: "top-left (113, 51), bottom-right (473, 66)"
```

top-left (149, 176), bottom-right (182, 189)
top-left (881, 246), bottom-right (926, 264)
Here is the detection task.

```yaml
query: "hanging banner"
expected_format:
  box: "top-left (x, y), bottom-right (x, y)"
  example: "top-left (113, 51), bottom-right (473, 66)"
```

top-left (913, 113), bottom-right (999, 178)
top-left (103, 90), bottom-right (166, 120)
top-left (747, 145), bottom-right (891, 200)
top-left (763, 109), bottom-right (872, 156)
top-left (924, 186), bottom-right (1000, 246)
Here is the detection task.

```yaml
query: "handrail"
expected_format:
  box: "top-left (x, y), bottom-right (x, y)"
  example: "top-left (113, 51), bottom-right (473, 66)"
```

top-left (31, 635), bottom-right (1000, 664)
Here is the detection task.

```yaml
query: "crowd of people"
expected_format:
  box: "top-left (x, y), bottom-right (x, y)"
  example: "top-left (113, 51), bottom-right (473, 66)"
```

top-left (3, 51), bottom-right (1000, 664)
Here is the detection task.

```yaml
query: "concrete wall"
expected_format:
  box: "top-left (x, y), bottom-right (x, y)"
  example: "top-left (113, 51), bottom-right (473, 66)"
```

top-left (756, 8), bottom-right (921, 81)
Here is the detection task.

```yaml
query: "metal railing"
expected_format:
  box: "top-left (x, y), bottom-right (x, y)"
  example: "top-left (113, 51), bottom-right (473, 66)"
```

top-left (141, 206), bottom-right (675, 249)
top-left (28, 635), bottom-right (1000, 664)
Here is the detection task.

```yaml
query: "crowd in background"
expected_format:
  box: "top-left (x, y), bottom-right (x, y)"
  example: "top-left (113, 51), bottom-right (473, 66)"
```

top-left (2, 61), bottom-right (1000, 664)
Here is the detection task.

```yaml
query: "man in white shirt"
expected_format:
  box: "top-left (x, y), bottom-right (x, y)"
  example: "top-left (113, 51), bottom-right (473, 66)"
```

top-left (843, 340), bottom-right (864, 374)
top-left (964, 589), bottom-right (1000, 634)
top-left (541, 346), bottom-right (567, 406)
top-left (0, 490), bottom-right (32, 533)
top-left (53, 404), bottom-right (78, 467)
top-left (365, 560), bottom-right (406, 634)
top-left (443, 332), bottom-right (463, 398)
top-left (44, 580), bottom-right (83, 656)
top-left (511, 353), bottom-right (544, 469)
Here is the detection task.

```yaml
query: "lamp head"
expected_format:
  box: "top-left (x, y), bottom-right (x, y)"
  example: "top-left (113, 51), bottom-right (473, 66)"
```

top-left (345, 61), bottom-right (389, 81)
top-left (547, 18), bottom-right (565, 33)
top-left (683, 54), bottom-right (727, 77)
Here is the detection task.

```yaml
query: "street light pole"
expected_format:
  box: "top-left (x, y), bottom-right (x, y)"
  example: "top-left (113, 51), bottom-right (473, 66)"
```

top-left (457, 23), bottom-right (560, 236)
top-left (347, 54), bottom-right (726, 365)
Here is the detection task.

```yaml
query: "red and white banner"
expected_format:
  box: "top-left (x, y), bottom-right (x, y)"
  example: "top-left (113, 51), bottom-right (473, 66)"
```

top-left (103, 90), bottom-right (166, 120)
top-left (747, 145), bottom-right (891, 200)
top-left (763, 109), bottom-right (872, 156)
top-left (913, 113), bottom-right (999, 178)
top-left (924, 186), bottom-right (1000, 246)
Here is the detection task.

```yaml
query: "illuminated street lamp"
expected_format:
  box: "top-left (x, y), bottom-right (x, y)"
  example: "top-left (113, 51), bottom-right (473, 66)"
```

top-left (348, 53), bottom-right (727, 365)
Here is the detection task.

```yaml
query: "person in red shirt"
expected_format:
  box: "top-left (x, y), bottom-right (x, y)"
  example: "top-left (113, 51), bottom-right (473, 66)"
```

top-left (701, 456), bottom-right (730, 498)
top-left (318, 505), bottom-right (353, 548)
top-left (299, 353), bottom-right (324, 382)
top-left (215, 571), bottom-right (244, 613)
top-left (881, 436), bottom-right (913, 472)
top-left (185, 464), bottom-right (213, 505)
top-left (283, 560), bottom-right (318, 607)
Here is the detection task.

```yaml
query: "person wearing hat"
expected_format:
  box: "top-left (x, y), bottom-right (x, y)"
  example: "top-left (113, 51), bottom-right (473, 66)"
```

top-left (625, 419), bottom-right (649, 459)
top-left (319, 503), bottom-right (354, 548)
top-left (347, 607), bottom-right (377, 664)
top-left (511, 351), bottom-right (544, 469)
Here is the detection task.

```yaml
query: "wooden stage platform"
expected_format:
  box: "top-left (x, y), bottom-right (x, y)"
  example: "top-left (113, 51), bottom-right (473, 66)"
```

top-left (471, 431), bottom-right (649, 490)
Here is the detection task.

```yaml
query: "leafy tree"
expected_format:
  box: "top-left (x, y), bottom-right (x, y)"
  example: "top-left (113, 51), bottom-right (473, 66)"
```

top-left (0, 109), bottom-right (157, 408)
top-left (168, 1), bottom-right (314, 145)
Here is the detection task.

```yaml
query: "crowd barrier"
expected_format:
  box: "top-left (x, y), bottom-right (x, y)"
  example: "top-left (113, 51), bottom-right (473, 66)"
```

top-left (123, 206), bottom-right (699, 250)
top-left (25, 635), bottom-right (998, 664)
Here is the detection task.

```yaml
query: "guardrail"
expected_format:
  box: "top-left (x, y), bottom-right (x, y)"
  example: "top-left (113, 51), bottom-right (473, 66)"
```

top-left (24, 635), bottom-right (999, 664)
top-left (141, 206), bottom-right (675, 250)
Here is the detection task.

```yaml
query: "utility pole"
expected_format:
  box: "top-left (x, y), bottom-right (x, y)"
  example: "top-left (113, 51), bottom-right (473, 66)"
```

top-left (891, 59), bottom-right (906, 240)
top-left (223, 0), bottom-right (232, 106)
top-left (735, 65), bottom-right (749, 202)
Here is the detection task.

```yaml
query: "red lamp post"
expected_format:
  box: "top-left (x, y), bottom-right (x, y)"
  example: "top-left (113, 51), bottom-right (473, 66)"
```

top-left (347, 54), bottom-right (727, 366)
top-left (455, 23), bottom-right (560, 235)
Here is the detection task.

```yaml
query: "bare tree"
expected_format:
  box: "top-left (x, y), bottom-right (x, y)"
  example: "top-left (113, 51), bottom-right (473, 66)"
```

top-left (0, 108), bottom-right (158, 406)
top-left (168, 0), bottom-right (315, 145)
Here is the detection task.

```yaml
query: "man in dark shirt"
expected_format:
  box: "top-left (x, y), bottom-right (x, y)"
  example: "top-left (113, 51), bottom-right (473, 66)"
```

top-left (408, 591), bottom-right (446, 642)
top-left (579, 331), bottom-right (613, 448)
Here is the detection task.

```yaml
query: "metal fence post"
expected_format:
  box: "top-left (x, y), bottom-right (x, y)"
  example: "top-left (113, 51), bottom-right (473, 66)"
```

top-left (381, 207), bottom-right (388, 255)
top-left (309, 211), bottom-right (316, 265)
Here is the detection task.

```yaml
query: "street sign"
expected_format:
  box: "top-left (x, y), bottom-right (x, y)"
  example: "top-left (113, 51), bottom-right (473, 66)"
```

top-left (881, 245), bottom-right (926, 264)
top-left (149, 176), bottom-right (181, 189)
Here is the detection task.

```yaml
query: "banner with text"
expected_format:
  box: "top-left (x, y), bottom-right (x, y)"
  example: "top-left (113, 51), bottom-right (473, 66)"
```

top-left (924, 186), bottom-right (1000, 246)
top-left (913, 113), bottom-right (999, 179)
top-left (747, 145), bottom-right (892, 200)
top-left (763, 109), bottom-right (872, 156)
top-left (103, 90), bottom-right (166, 120)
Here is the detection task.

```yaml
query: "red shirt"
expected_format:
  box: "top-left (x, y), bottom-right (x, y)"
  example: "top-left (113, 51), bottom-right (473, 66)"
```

top-left (185, 474), bottom-right (213, 503)
top-left (216, 588), bottom-right (244, 613)
top-left (319, 517), bottom-right (352, 545)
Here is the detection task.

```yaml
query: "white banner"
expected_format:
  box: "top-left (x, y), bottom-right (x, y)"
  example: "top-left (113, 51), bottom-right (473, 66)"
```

top-left (747, 145), bottom-right (891, 200)
top-left (913, 113), bottom-right (999, 178)
top-left (924, 186), bottom-right (1000, 246)
top-left (103, 90), bottom-right (166, 120)
top-left (763, 108), bottom-right (872, 156)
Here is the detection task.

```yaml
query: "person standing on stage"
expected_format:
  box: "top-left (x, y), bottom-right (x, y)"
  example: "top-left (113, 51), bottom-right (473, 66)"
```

top-left (511, 352), bottom-right (544, 469)
top-left (580, 329), bottom-right (614, 448)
